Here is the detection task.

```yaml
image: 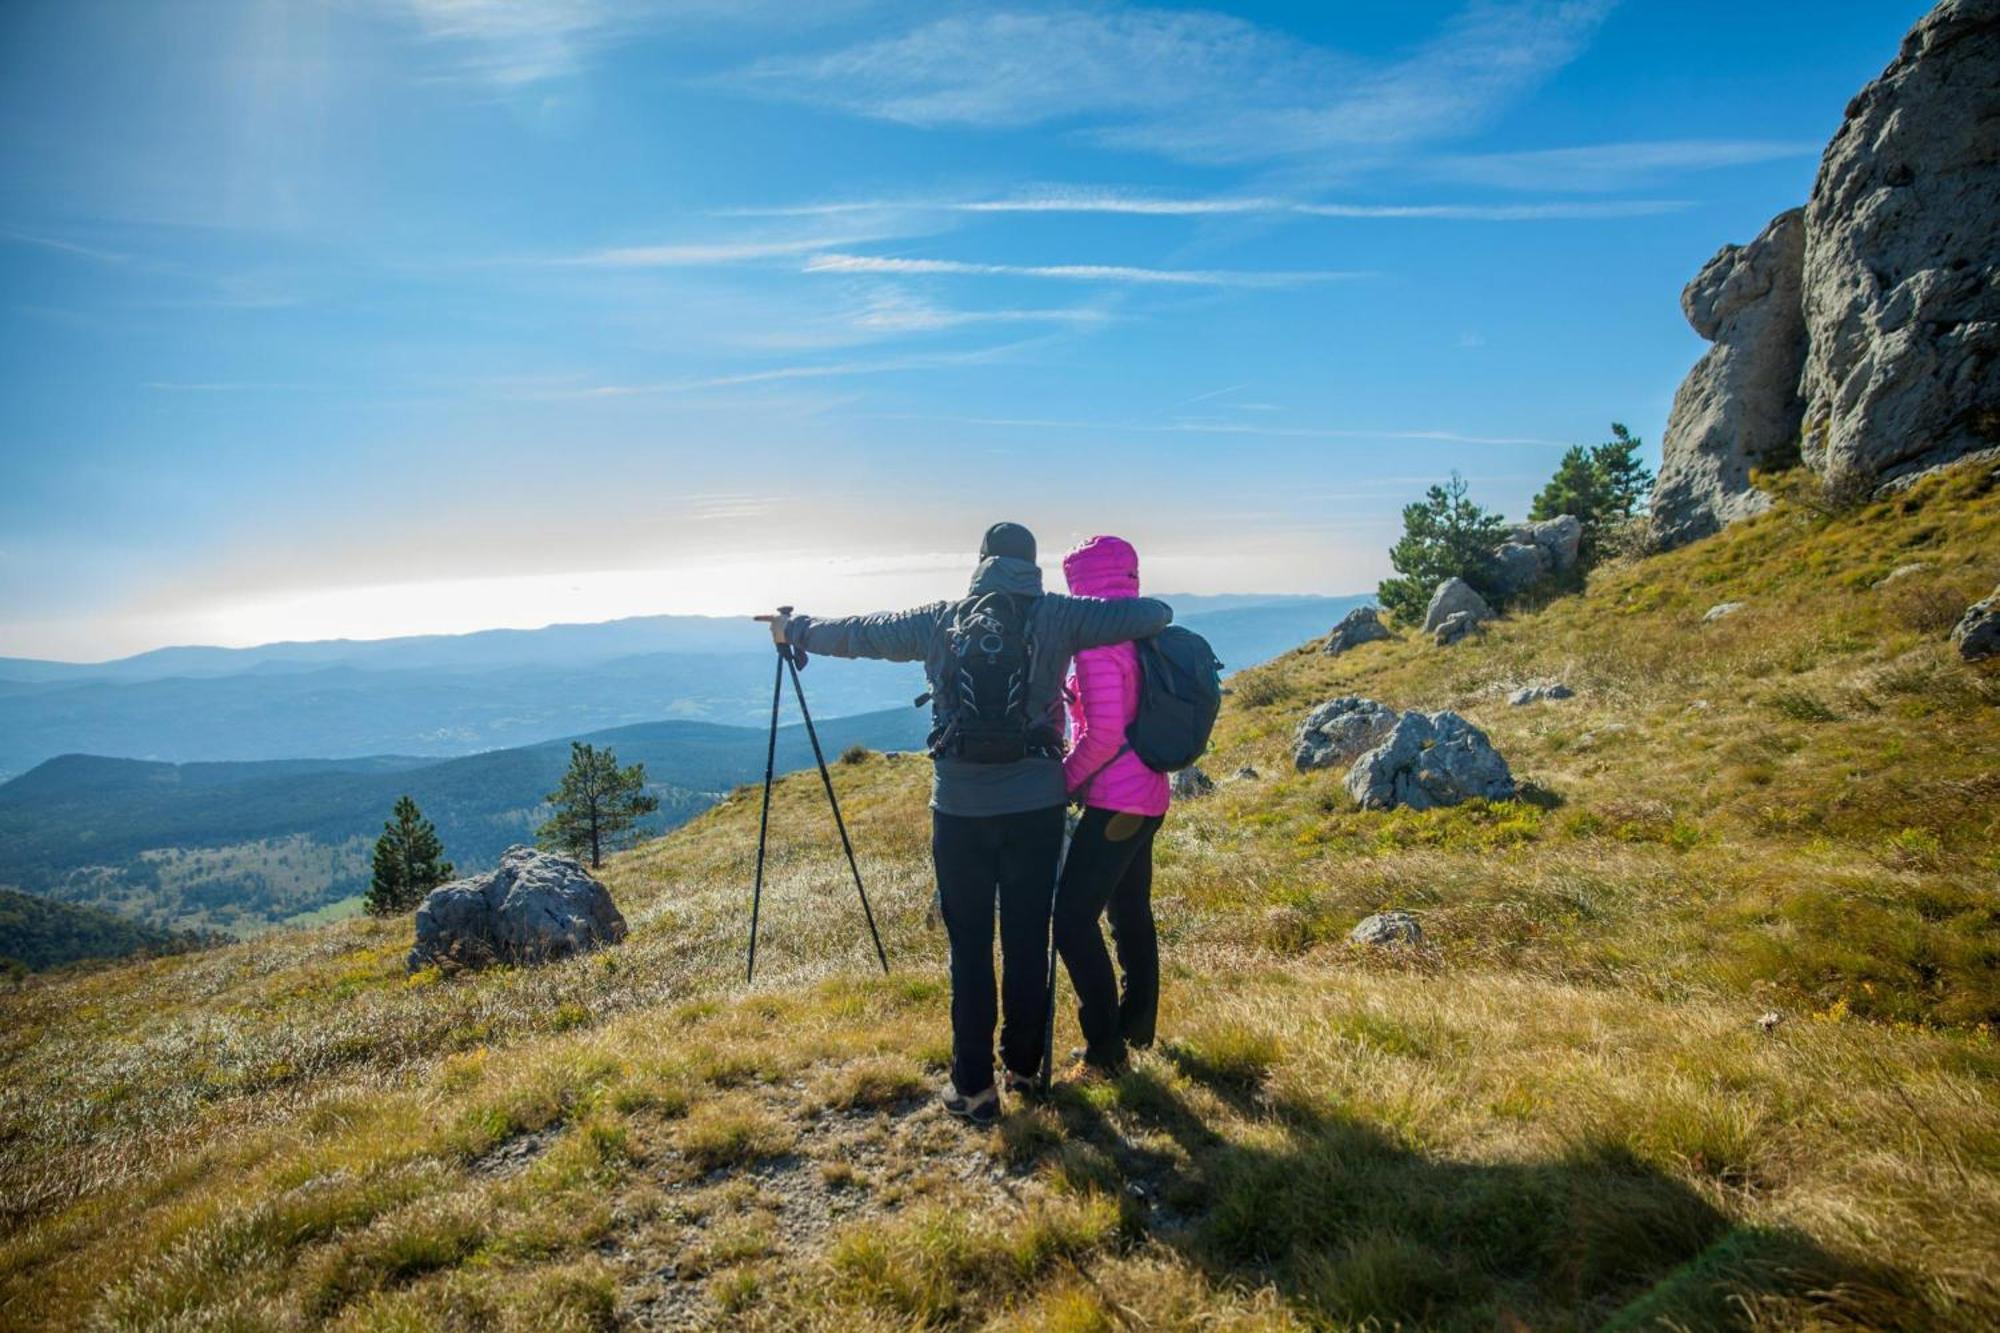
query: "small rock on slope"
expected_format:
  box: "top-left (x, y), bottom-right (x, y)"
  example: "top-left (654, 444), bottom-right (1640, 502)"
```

top-left (1350, 911), bottom-right (1425, 948)
top-left (1324, 605), bottom-right (1392, 656)
top-left (1703, 602), bottom-right (1747, 622)
top-left (1954, 586), bottom-right (2000, 661)
top-left (1508, 682), bottom-right (1574, 706)
top-left (1171, 766), bottom-right (1215, 798)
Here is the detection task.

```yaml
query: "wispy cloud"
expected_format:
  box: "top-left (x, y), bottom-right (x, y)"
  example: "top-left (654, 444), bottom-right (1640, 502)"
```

top-left (879, 413), bottom-right (1566, 448)
top-left (558, 234), bottom-right (882, 267)
top-left (847, 291), bottom-right (1109, 333)
top-left (1430, 138), bottom-right (1821, 191)
top-left (1, 228), bottom-right (132, 265)
top-left (511, 340), bottom-right (1038, 399)
top-left (725, 2), bottom-right (1615, 165)
top-left (375, 0), bottom-right (635, 86)
top-left (726, 191), bottom-right (1691, 222)
top-left (804, 254), bottom-right (1361, 287)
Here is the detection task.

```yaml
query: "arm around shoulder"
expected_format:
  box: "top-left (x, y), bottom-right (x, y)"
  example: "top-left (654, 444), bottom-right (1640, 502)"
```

top-left (1054, 595), bottom-right (1173, 653)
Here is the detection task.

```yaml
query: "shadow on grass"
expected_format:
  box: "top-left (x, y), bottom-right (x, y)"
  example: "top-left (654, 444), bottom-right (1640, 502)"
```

top-left (1033, 1059), bottom-right (1911, 1330)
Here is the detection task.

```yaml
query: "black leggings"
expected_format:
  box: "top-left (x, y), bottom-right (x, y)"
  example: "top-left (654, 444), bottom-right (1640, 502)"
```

top-left (932, 806), bottom-right (1067, 1096)
top-left (1052, 807), bottom-right (1163, 1068)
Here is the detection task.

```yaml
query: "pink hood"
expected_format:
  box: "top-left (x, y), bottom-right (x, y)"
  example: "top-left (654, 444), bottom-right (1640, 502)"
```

top-left (1060, 535), bottom-right (1170, 816)
top-left (1062, 535), bottom-right (1141, 600)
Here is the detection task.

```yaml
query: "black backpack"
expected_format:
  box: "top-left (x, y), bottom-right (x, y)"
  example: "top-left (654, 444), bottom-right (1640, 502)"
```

top-left (927, 593), bottom-right (1059, 764)
top-left (1126, 626), bottom-right (1224, 772)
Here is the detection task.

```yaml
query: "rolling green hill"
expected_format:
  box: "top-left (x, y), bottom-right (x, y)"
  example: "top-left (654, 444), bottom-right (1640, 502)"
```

top-left (0, 708), bottom-right (929, 935)
top-left (0, 462), bottom-right (1994, 1328)
top-left (0, 888), bottom-right (217, 976)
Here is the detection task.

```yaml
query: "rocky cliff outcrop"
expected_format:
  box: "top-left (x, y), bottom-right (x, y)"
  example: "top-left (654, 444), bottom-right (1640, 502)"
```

top-left (1652, 209), bottom-right (1808, 547)
top-left (1800, 0), bottom-right (2000, 484)
top-left (1654, 0), bottom-right (1999, 547)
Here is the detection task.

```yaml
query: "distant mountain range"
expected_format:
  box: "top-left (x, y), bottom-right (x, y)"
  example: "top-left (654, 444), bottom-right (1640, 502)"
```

top-left (0, 595), bottom-right (1364, 776)
top-left (0, 708), bottom-right (931, 937)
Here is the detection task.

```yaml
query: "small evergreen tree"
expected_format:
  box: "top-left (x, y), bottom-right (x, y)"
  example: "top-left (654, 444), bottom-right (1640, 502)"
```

top-left (364, 795), bottom-right (455, 916)
top-left (537, 742), bottom-right (660, 868)
top-left (1378, 472), bottom-right (1509, 624)
top-left (1592, 423), bottom-right (1654, 519)
top-left (1529, 423), bottom-right (1656, 566)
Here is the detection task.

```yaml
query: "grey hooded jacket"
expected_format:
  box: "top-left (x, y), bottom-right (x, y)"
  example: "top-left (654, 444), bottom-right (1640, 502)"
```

top-left (786, 555), bottom-right (1173, 816)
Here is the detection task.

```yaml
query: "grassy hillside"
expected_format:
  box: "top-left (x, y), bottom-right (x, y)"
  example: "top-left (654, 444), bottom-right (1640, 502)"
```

top-left (0, 463), bottom-right (1995, 1329)
top-left (0, 709), bottom-right (928, 935)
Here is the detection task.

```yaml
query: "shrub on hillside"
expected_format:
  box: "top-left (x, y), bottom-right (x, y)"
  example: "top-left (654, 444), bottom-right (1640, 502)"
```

top-left (1377, 473), bottom-right (1509, 624)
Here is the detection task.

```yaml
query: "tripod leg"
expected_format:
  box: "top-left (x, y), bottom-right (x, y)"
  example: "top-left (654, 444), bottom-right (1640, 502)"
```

top-left (746, 651), bottom-right (786, 983)
top-left (784, 651), bottom-right (890, 974)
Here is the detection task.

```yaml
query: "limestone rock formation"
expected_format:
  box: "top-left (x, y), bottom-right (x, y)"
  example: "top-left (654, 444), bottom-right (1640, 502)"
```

top-left (1294, 697), bottom-right (1399, 772)
top-left (1324, 605), bottom-right (1392, 656)
top-left (1652, 208), bottom-right (1807, 548)
top-left (1652, 2), bottom-right (2000, 546)
top-left (1349, 911), bottom-right (1425, 948)
top-left (1345, 711), bottom-right (1516, 811)
top-left (1800, 0), bottom-right (2000, 486)
top-left (1954, 586), bottom-right (2000, 661)
top-left (408, 845), bottom-right (627, 972)
top-left (1422, 578), bottom-right (1493, 635)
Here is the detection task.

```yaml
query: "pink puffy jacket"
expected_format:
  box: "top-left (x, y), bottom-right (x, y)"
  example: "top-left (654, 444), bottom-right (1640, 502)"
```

top-left (1061, 536), bottom-right (1172, 816)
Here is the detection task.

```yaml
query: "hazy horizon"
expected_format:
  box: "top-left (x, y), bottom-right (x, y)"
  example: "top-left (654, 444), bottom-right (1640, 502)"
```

top-left (1, 0), bottom-right (1930, 659)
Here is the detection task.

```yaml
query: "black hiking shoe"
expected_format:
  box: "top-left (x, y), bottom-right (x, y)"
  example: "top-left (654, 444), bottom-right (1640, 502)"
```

top-left (941, 1084), bottom-right (1000, 1127)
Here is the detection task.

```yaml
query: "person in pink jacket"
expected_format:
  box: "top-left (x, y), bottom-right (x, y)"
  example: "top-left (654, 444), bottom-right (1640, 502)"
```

top-left (1054, 535), bottom-right (1171, 1076)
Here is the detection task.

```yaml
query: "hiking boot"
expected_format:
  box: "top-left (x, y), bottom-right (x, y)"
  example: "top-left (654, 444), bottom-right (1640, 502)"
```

top-left (1003, 1070), bottom-right (1043, 1101)
top-left (941, 1084), bottom-right (1000, 1127)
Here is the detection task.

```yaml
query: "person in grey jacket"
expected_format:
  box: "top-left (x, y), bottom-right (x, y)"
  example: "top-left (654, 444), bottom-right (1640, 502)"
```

top-left (760, 522), bottom-right (1171, 1125)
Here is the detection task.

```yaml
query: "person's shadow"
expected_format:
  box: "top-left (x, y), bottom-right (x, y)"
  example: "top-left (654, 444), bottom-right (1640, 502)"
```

top-left (1023, 1049), bottom-right (1908, 1329)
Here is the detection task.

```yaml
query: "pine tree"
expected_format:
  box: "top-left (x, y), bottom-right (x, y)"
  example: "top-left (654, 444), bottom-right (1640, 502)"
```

top-left (1378, 472), bottom-right (1509, 624)
top-left (1590, 423), bottom-right (1654, 519)
top-left (364, 795), bottom-right (455, 916)
top-left (536, 742), bottom-right (660, 869)
top-left (1529, 423), bottom-right (1656, 566)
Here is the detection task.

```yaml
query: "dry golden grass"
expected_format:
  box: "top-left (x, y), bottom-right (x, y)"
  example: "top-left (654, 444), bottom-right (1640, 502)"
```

top-left (1, 460), bottom-right (1997, 1328)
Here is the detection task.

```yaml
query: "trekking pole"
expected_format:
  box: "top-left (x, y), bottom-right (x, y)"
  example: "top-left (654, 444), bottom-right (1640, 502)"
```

top-left (745, 612), bottom-right (789, 984)
top-left (782, 641), bottom-right (891, 975)
top-left (1040, 810), bottom-right (1078, 1093)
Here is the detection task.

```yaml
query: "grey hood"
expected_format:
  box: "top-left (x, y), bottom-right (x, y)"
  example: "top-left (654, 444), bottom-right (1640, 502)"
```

top-left (966, 556), bottom-right (1045, 598)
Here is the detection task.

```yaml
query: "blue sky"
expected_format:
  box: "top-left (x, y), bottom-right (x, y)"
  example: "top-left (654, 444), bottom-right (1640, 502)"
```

top-left (0, 0), bottom-right (1929, 659)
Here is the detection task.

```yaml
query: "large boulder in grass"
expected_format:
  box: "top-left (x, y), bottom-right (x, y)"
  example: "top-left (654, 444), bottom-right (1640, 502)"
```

top-left (1799, 0), bottom-right (2000, 488)
top-left (1421, 578), bottom-right (1494, 636)
top-left (409, 845), bottom-right (627, 972)
top-left (1955, 586), bottom-right (2000, 661)
top-left (1294, 697), bottom-right (1400, 772)
top-left (1345, 711), bottom-right (1516, 811)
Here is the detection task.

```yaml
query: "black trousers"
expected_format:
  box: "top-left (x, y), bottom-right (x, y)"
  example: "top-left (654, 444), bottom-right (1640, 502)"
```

top-left (932, 805), bottom-right (1067, 1095)
top-left (1052, 807), bottom-right (1163, 1069)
